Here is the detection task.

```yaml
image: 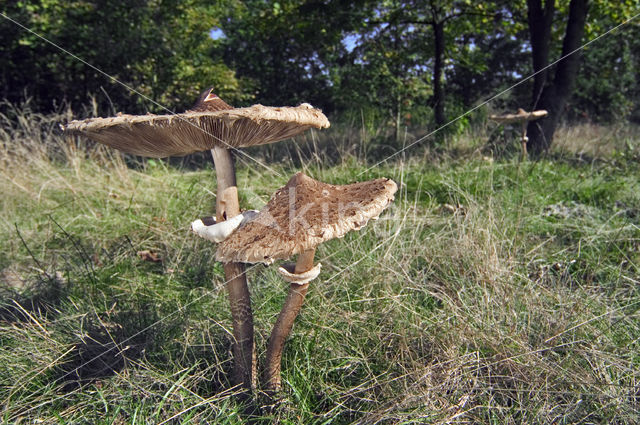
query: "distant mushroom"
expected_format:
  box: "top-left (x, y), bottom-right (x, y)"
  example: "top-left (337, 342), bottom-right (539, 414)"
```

top-left (63, 93), bottom-right (330, 392)
top-left (490, 108), bottom-right (547, 160)
top-left (217, 172), bottom-right (398, 393)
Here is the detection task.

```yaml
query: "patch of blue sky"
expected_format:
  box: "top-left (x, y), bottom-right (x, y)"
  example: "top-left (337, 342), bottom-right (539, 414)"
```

top-left (210, 28), bottom-right (225, 40)
top-left (342, 33), bottom-right (359, 52)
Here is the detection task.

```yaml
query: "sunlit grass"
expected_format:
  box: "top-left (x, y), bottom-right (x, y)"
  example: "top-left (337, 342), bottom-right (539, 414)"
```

top-left (1, 106), bottom-right (639, 423)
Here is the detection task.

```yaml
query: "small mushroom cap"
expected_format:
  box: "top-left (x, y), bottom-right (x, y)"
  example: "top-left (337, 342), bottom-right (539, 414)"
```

top-left (489, 109), bottom-right (548, 124)
top-left (216, 172), bottom-right (397, 264)
top-left (63, 103), bottom-right (330, 158)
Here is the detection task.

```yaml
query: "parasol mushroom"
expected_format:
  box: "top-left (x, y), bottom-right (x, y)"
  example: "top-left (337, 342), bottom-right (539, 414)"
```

top-left (63, 93), bottom-right (330, 392)
top-left (216, 172), bottom-right (398, 393)
top-left (63, 100), bottom-right (330, 158)
top-left (489, 108), bottom-right (547, 160)
top-left (189, 87), bottom-right (234, 112)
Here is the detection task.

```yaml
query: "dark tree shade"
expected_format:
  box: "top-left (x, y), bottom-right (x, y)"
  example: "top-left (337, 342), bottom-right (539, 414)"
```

top-left (2, 0), bottom-right (638, 133)
top-left (0, 0), bottom-right (247, 115)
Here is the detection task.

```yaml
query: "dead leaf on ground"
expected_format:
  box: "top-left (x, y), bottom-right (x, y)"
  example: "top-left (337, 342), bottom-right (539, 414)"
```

top-left (137, 250), bottom-right (162, 263)
top-left (438, 203), bottom-right (466, 216)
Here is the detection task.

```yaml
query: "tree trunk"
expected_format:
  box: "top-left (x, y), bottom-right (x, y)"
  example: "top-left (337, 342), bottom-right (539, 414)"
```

top-left (395, 93), bottom-right (402, 143)
top-left (432, 19), bottom-right (446, 127)
top-left (527, 0), bottom-right (555, 105)
top-left (527, 0), bottom-right (589, 156)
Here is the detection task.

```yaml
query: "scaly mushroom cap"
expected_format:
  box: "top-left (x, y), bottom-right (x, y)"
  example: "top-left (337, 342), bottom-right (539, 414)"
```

top-left (216, 172), bottom-right (397, 264)
top-left (188, 87), bottom-right (233, 112)
top-left (63, 103), bottom-right (330, 158)
top-left (489, 108), bottom-right (548, 124)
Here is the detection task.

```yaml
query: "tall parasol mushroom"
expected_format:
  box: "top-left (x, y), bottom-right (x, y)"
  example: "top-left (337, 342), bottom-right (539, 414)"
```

top-left (489, 108), bottom-right (547, 160)
top-left (63, 93), bottom-right (330, 392)
top-left (189, 87), bottom-right (234, 112)
top-left (216, 172), bottom-right (398, 393)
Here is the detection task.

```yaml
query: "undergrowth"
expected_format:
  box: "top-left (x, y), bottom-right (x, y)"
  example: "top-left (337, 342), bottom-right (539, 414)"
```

top-left (1, 106), bottom-right (639, 423)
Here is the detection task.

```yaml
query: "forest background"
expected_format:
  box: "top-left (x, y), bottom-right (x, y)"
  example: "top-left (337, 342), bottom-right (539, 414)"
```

top-left (2, 0), bottom-right (639, 151)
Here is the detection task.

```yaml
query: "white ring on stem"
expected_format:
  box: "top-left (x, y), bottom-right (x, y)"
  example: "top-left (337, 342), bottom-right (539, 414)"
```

top-left (277, 262), bottom-right (322, 285)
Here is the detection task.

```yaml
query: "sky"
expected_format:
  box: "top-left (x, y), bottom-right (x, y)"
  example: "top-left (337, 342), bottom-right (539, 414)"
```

top-left (210, 27), bottom-right (359, 52)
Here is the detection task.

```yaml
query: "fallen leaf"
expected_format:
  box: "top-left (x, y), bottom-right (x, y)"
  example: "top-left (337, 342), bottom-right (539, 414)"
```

top-left (137, 250), bottom-right (162, 263)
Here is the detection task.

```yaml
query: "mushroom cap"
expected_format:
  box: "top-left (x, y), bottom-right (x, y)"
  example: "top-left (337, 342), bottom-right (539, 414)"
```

top-left (489, 109), bottom-right (548, 124)
top-left (188, 87), bottom-right (233, 112)
top-left (63, 103), bottom-right (330, 158)
top-left (216, 172), bottom-right (397, 264)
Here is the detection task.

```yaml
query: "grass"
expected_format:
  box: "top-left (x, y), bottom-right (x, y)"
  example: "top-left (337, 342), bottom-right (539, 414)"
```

top-left (1, 105), bottom-right (640, 423)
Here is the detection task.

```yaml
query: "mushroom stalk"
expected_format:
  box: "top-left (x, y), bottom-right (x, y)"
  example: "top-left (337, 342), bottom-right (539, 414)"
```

top-left (211, 146), bottom-right (256, 391)
top-left (521, 121), bottom-right (529, 161)
top-left (264, 248), bottom-right (316, 394)
top-left (489, 109), bottom-right (547, 162)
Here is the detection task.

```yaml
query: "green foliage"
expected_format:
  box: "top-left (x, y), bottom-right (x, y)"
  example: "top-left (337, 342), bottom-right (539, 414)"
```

top-left (0, 0), bottom-right (250, 114)
top-left (216, 0), bottom-right (370, 110)
top-left (571, 25), bottom-right (637, 122)
top-left (2, 0), bottom-right (640, 128)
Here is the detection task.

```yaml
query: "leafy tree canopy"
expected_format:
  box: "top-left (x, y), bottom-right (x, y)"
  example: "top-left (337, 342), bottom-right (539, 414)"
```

top-left (0, 0), bottom-right (250, 114)
top-left (1, 0), bottom-right (638, 131)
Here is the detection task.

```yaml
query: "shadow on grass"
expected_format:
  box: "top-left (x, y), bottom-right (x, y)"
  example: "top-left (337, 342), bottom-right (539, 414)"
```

top-left (0, 270), bottom-right (66, 322)
top-left (55, 309), bottom-right (155, 392)
top-left (51, 304), bottom-right (242, 402)
top-left (5, 222), bottom-right (264, 417)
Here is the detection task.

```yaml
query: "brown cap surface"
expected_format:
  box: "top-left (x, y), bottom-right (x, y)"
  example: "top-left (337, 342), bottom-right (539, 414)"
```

top-left (489, 109), bottom-right (548, 124)
top-left (63, 103), bottom-right (330, 158)
top-left (188, 87), bottom-right (233, 112)
top-left (216, 172), bottom-right (397, 264)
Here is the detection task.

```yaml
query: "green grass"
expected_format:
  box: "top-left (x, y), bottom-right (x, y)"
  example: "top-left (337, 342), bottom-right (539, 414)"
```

top-left (1, 109), bottom-right (640, 423)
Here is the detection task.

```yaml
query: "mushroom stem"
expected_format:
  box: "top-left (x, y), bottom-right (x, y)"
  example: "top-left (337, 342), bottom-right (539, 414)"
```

top-left (294, 248), bottom-right (317, 274)
top-left (211, 146), bottom-right (256, 392)
top-left (264, 247), bottom-right (316, 394)
top-left (521, 121), bottom-right (529, 161)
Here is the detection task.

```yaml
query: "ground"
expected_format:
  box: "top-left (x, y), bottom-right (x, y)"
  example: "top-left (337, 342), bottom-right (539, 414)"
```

top-left (1, 109), bottom-right (639, 424)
